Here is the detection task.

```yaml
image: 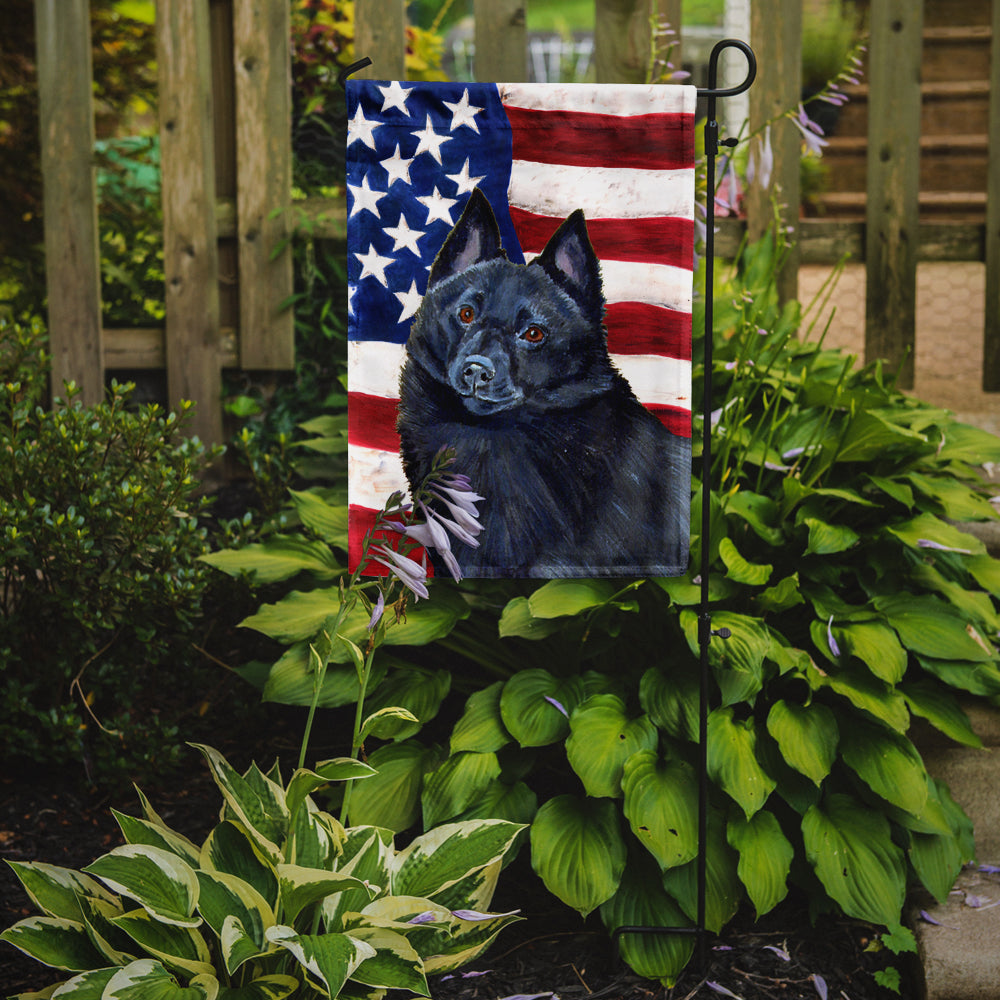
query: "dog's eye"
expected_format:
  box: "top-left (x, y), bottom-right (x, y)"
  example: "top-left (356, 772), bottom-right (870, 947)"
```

top-left (522, 325), bottom-right (546, 344)
top-left (458, 305), bottom-right (475, 324)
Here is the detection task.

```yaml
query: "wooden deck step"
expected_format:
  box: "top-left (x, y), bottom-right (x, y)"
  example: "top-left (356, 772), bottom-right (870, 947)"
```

top-left (813, 190), bottom-right (987, 222)
top-left (834, 80), bottom-right (991, 136)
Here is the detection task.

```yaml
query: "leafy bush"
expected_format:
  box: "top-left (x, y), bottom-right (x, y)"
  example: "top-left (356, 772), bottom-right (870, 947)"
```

top-left (0, 317), bottom-right (220, 783)
top-left (209, 232), bottom-right (1000, 984)
top-left (1, 743), bottom-right (524, 998)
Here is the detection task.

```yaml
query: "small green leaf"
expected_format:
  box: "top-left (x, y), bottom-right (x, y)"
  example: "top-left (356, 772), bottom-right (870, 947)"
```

top-left (765, 700), bottom-right (838, 786)
top-left (347, 740), bottom-right (441, 832)
top-left (276, 865), bottom-right (373, 925)
top-left (4, 862), bottom-right (118, 923)
top-left (103, 959), bottom-right (217, 999)
top-left (450, 682), bottom-right (511, 754)
top-left (707, 708), bottom-right (776, 818)
top-left (288, 488), bottom-right (348, 545)
top-left (497, 597), bottom-right (564, 639)
top-left (200, 535), bottom-right (341, 584)
top-left (110, 909), bottom-right (214, 978)
top-left (0, 916), bottom-right (107, 972)
top-left (265, 926), bottom-right (374, 997)
top-left (727, 811), bottom-right (793, 917)
top-left (499, 670), bottom-right (584, 747)
top-left (719, 537), bottom-right (772, 585)
top-left (530, 795), bottom-right (626, 917)
top-left (639, 664), bottom-right (699, 742)
top-left (901, 680), bottom-right (982, 748)
top-left (421, 751), bottom-right (502, 829)
top-left (875, 594), bottom-right (995, 662)
top-left (803, 517), bottom-right (859, 556)
top-left (839, 718), bottom-right (929, 817)
top-left (527, 579), bottom-right (620, 618)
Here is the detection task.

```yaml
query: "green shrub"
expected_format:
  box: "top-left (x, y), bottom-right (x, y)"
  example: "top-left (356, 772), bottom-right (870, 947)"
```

top-left (1, 743), bottom-right (524, 998)
top-left (0, 317), bottom-right (220, 783)
top-left (213, 230), bottom-right (1000, 984)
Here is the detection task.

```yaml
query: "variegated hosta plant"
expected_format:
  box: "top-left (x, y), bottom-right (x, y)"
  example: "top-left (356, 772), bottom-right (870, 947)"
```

top-left (1, 744), bottom-right (523, 1000)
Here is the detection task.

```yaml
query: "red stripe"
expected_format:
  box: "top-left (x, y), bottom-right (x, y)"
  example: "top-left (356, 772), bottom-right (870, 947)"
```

top-left (510, 208), bottom-right (693, 270)
top-left (348, 505), bottom-right (435, 578)
top-left (605, 302), bottom-right (691, 360)
top-left (348, 392), bottom-right (401, 452)
top-left (648, 405), bottom-right (692, 439)
top-left (505, 106), bottom-right (694, 171)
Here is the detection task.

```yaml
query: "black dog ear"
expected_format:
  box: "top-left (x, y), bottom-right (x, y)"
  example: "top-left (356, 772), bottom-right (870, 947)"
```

top-left (427, 189), bottom-right (505, 289)
top-left (533, 210), bottom-right (603, 316)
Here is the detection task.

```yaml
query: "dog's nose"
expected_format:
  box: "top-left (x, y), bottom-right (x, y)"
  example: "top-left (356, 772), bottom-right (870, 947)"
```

top-left (460, 355), bottom-right (495, 389)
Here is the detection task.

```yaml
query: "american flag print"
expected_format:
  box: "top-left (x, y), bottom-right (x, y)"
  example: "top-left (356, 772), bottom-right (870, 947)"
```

top-left (346, 80), bottom-right (696, 575)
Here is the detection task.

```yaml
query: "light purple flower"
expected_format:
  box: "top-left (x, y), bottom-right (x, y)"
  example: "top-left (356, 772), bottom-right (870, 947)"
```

top-left (706, 983), bottom-right (742, 999)
top-left (827, 616), bottom-right (841, 658)
top-left (370, 543), bottom-right (429, 600)
top-left (367, 590), bottom-right (385, 631)
top-left (747, 125), bottom-right (774, 190)
top-left (812, 974), bottom-right (828, 1000)
top-left (791, 104), bottom-right (829, 156)
top-left (917, 538), bottom-right (973, 555)
top-left (451, 908), bottom-right (521, 921)
top-left (763, 944), bottom-right (790, 961)
top-left (544, 695), bottom-right (569, 718)
top-left (407, 911), bottom-right (438, 925)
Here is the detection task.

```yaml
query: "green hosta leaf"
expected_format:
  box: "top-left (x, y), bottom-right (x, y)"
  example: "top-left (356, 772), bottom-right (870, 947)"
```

top-left (911, 562), bottom-right (1000, 633)
top-left (755, 573), bottom-right (804, 614)
top-left (718, 537), bottom-right (772, 585)
top-left (111, 908), bottom-right (214, 978)
top-left (765, 701), bottom-right (838, 786)
top-left (346, 926), bottom-right (428, 994)
top-left (802, 793), bottom-right (906, 926)
top-left (277, 865), bottom-right (374, 925)
top-left (808, 661), bottom-right (910, 732)
top-left (724, 490), bottom-right (784, 546)
top-left (219, 915), bottom-right (269, 980)
top-left (5, 862), bottom-right (118, 923)
top-left (916, 655), bottom-right (1000, 697)
top-left (286, 798), bottom-right (341, 874)
top-left (967, 553), bottom-right (1000, 597)
top-left (866, 474), bottom-right (914, 509)
top-left (839, 718), bottom-right (929, 816)
top-left (707, 708), bottom-right (776, 818)
top-left (600, 853), bottom-right (694, 987)
top-left (360, 706), bottom-right (421, 742)
top-left (527, 579), bottom-right (621, 618)
top-left (347, 740), bottom-right (442, 832)
top-left (497, 596), bottom-right (564, 639)
top-left (661, 810), bottom-right (741, 933)
top-left (909, 826), bottom-right (965, 905)
top-left (450, 682), bottom-right (511, 754)
top-left (424, 906), bottom-right (522, 975)
top-left (393, 820), bottom-right (524, 901)
top-left (322, 829), bottom-right (393, 930)
top-left (83, 846), bottom-right (200, 928)
top-left (835, 410), bottom-right (927, 463)
top-left (260, 643), bottom-right (387, 709)
top-left (0, 916), bottom-right (107, 971)
top-left (835, 621), bottom-right (907, 684)
top-left (681, 610), bottom-right (770, 706)
top-left (654, 572), bottom-right (737, 606)
top-left (901, 680), bottom-right (982, 748)
top-left (190, 746), bottom-right (287, 862)
top-left (362, 667), bottom-right (451, 740)
top-left (421, 751), bottom-right (502, 828)
top-left (195, 871), bottom-right (273, 974)
top-left (453, 779), bottom-right (538, 827)
top-left (935, 421), bottom-right (1000, 464)
top-left (886, 512), bottom-right (985, 557)
top-left (875, 594), bottom-right (995, 662)
top-left (639, 664), bottom-right (699, 742)
top-left (803, 517), bottom-right (859, 556)
top-left (566, 695), bottom-right (658, 798)
top-left (112, 812), bottom-right (201, 868)
top-left (530, 795), bottom-right (626, 917)
top-left (103, 959), bottom-right (218, 1000)
top-left (621, 751), bottom-right (699, 871)
top-left (499, 670), bottom-right (584, 747)
top-left (200, 822), bottom-right (278, 910)
top-left (288, 488), bottom-right (348, 545)
top-left (727, 811), bottom-right (793, 917)
top-left (200, 535), bottom-right (341, 584)
top-left (216, 975), bottom-right (299, 1000)
top-left (906, 473), bottom-right (998, 522)
top-left (39, 966), bottom-right (118, 998)
top-left (285, 759), bottom-right (376, 822)
top-left (265, 926), bottom-right (375, 997)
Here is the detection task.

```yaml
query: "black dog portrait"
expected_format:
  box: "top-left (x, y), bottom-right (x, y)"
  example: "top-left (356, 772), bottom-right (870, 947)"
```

top-left (397, 188), bottom-right (689, 577)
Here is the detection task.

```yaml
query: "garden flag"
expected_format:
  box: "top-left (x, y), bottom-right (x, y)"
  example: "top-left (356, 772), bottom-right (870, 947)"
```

top-left (346, 80), bottom-right (696, 578)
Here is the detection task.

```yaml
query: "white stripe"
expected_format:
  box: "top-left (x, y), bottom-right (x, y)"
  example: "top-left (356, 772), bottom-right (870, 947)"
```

top-left (349, 342), bottom-right (690, 412)
top-left (615, 355), bottom-right (692, 409)
top-left (509, 161), bottom-right (694, 221)
top-left (498, 82), bottom-right (697, 117)
top-left (349, 443), bottom-right (409, 510)
top-left (520, 254), bottom-right (692, 312)
top-left (348, 340), bottom-right (406, 398)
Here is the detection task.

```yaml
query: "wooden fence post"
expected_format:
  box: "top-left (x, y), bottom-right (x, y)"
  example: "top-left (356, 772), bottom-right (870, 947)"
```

top-left (594, 0), bottom-right (652, 84)
top-left (474, 0), bottom-right (527, 82)
top-left (983, 0), bottom-right (1000, 390)
top-left (746, 0), bottom-right (801, 306)
top-left (354, 0), bottom-right (406, 79)
top-left (864, 0), bottom-right (923, 389)
top-left (34, 0), bottom-right (104, 405)
top-left (157, 0), bottom-right (223, 445)
top-left (233, 0), bottom-right (294, 370)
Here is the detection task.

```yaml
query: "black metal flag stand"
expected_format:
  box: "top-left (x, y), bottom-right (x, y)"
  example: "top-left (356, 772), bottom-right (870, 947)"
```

top-left (340, 39), bottom-right (758, 974)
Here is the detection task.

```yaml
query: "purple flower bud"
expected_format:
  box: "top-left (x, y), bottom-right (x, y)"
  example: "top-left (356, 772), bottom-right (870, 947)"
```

top-left (451, 908), bottom-right (520, 921)
top-left (544, 695), bottom-right (569, 718)
top-left (370, 544), bottom-right (429, 600)
top-left (407, 911), bottom-right (438, 925)
top-left (367, 590), bottom-right (385, 631)
top-left (827, 616), bottom-right (841, 658)
top-left (917, 539), bottom-right (973, 554)
top-left (812, 974), bottom-right (828, 1000)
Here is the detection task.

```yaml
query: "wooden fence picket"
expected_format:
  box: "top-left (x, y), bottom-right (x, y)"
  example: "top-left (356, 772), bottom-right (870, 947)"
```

top-left (983, 0), bottom-right (1000, 390)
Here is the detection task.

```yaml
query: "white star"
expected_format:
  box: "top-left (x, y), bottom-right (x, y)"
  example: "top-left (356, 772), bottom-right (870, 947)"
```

top-left (347, 174), bottom-right (386, 218)
top-left (394, 279), bottom-right (424, 322)
top-left (411, 115), bottom-right (452, 164)
top-left (416, 186), bottom-right (459, 226)
top-left (447, 158), bottom-right (486, 195)
top-left (347, 105), bottom-right (380, 149)
top-left (354, 244), bottom-right (394, 287)
top-left (377, 80), bottom-right (411, 114)
top-left (442, 89), bottom-right (484, 133)
top-left (380, 144), bottom-right (415, 186)
top-left (384, 214), bottom-right (425, 256)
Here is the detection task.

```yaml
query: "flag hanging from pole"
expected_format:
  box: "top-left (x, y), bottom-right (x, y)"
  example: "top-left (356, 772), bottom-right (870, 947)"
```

top-left (346, 80), bottom-right (695, 578)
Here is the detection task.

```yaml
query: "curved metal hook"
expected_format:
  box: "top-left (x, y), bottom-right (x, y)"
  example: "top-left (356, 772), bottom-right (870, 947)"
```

top-left (337, 57), bottom-right (373, 91)
top-left (697, 39), bottom-right (756, 98)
